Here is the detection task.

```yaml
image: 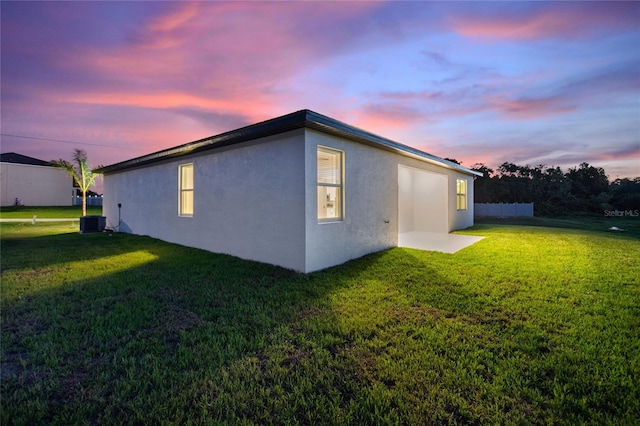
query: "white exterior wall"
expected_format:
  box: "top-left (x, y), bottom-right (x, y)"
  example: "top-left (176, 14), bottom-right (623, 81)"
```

top-left (0, 162), bottom-right (73, 206)
top-left (102, 127), bottom-right (475, 274)
top-left (304, 131), bottom-right (398, 272)
top-left (303, 129), bottom-right (475, 272)
top-left (103, 131), bottom-right (307, 271)
top-left (449, 174), bottom-right (475, 231)
top-left (398, 165), bottom-right (449, 234)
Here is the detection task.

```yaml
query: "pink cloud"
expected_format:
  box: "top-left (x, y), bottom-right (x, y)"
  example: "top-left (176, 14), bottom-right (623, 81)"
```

top-left (365, 55), bottom-right (638, 123)
top-left (355, 87), bottom-right (493, 129)
top-left (55, 1), bottom-right (384, 129)
top-left (593, 144), bottom-right (640, 161)
top-left (486, 95), bottom-right (577, 119)
top-left (66, 92), bottom-right (274, 123)
top-left (146, 2), bottom-right (200, 33)
top-left (449, 3), bottom-right (639, 40)
top-left (356, 104), bottom-right (427, 129)
top-left (440, 138), bottom-right (640, 179)
top-left (2, 1), bottom-right (390, 171)
top-left (453, 13), bottom-right (567, 40)
top-left (2, 1), bottom-right (638, 181)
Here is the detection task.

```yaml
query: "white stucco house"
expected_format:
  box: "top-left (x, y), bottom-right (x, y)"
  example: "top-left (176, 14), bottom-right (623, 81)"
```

top-left (0, 152), bottom-right (73, 207)
top-left (96, 110), bottom-right (482, 273)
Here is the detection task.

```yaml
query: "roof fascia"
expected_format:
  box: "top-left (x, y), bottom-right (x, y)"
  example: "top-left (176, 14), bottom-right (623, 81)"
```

top-left (94, 109), bottom-right (482, 177)
top-left (94, 111), bottom-right (309, 174)
top-left (303, 111), bottom-right (482, 177)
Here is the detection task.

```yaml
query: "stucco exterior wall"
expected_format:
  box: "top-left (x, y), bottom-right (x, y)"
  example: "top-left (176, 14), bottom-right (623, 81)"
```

top-left (397, 162), bottom-right (474, 233)
top-left (103, 127), bottom-right (475, 274)
top-left (103, 131), bottom-right (307, 271)
top-left (0, 163), bottom-right (73, 206)
top-left (303, 129), bottom-right (475, 272)
top-left (398, 165), bottom-right (449, 234)
top-left (448, 174), bottom-right (475, 231)
top-left (304, 130), bottom-right (396, 272)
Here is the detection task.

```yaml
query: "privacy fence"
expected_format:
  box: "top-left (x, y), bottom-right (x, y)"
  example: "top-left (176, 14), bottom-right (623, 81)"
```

top-left (74, 196), bottom-right (103, 207)
top-left (474, 203), bottom-right (534, 218)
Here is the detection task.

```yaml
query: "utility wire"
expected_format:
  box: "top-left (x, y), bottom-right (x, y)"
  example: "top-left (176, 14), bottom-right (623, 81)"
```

top-left (0, 133), bottom-right (127, 148)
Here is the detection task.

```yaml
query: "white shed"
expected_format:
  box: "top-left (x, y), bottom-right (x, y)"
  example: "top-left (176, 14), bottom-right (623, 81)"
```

top-left (96, 110), bottom-right (481, 273)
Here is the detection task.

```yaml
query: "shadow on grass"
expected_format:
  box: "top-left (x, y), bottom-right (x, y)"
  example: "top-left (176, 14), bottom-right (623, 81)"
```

top-left (1, 229), bottom-right (307, 414)
top-left (2, 224), bottom-right (638, 424)
top-left (2, 230), bottom-right (451, 423)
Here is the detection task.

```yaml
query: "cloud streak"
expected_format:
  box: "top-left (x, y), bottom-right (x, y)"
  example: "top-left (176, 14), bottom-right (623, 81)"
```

top-left (449, 2), bottom-right (640, 40)
top-left (1, 1), bottom-right (638, 179)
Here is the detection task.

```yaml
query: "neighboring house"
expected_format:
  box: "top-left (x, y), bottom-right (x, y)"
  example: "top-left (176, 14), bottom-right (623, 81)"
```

top-left (0, 152), bottom-right (73, 207)
top-left (96, 110), bottom-right (482, 273)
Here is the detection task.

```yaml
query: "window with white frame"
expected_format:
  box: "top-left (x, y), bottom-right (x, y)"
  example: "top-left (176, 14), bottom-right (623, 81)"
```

top-left (179, 163), bottom-right (194, 217)
top-left (456, 178), bottom-right (467, 210)
top-left (317, 146), bottom-right (343, 221)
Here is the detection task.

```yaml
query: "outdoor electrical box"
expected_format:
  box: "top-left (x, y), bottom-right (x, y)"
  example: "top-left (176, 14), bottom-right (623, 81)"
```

top-left (80, 215), bottom-right (106, 233)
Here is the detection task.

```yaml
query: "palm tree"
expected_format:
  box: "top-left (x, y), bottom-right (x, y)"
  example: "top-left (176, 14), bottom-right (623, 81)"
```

top-left (52, 149), bottom-right (99, 216)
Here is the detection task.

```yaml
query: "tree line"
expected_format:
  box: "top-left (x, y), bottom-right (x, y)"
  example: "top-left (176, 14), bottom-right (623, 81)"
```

top-left (466, 162), bottom-right (639, 216)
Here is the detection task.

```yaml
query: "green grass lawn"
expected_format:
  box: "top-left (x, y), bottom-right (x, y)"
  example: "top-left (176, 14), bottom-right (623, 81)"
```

top-left (1, 220), bottom-right (638, 424)
top-left (0, 205), bottom-right (103, 218)
top-left (476, 215), bottom-right (640, 238)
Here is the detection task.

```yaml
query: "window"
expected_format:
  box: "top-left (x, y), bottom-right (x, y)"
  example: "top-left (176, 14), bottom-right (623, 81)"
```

top-left (456, 178), bottom-right (467, 210)
top-left (179, 163), bottom-right (194, 216)
top-left (317, 146), bottom-right (343, 221)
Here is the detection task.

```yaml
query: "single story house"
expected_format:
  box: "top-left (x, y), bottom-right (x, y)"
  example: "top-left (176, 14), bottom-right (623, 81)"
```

top-left (96, 110), bottom-right (482, 273)
top-left (0, 152), bottom-right (73, 207)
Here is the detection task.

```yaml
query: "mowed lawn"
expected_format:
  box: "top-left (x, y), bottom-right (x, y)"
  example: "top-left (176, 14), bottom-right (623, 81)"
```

top-left (1, 219), bottom-right (638, 424)
top-left (0, 206), bottom-right (103, 219)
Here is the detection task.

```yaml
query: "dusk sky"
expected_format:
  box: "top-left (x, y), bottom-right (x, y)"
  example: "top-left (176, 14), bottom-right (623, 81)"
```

top-left (2, 1), bottom-right (639, 187)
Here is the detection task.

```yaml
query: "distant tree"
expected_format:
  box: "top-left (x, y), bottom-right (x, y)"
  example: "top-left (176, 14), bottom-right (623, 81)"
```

top-left (538, 166), bottom-right (571, 215)
top-left (609, 177), bottom-right (640, 211)
top-left (466, 159), bottom-right (637, 216)
top-left (470, 163), bottom-right (491, 176)
top-left (443, 158), bottom-right (461, 165)
top-left (566, 163), bottom-right (610, 213)
top-left (52, 149), bottom-right (99, 216)
top-left (470, 163), bottom-right (495, 203)
top-left (566, 163), bottom-right (609, 197)
top-left (497, 162), bottom-right (534, 203)
top-left (488, 162), bottom-right (575, 214)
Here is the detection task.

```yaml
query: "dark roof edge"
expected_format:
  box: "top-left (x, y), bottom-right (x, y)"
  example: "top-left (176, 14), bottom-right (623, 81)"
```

top-left (93, 110), bottom-right (308, 174)
top-left (94, 109), bottom-right (482, 177)
top-left (0, 152), bottom-right (52, 167)
top-left (303, 111), bottom-right (482, 177)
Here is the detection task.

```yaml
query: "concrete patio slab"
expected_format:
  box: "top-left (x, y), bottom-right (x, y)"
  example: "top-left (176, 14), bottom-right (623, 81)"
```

top-left (398, 231), bottom-right (484, 254)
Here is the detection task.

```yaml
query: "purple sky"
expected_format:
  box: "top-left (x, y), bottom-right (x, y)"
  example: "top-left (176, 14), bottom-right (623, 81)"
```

top-left (2, 1), bottom-right (639, 186)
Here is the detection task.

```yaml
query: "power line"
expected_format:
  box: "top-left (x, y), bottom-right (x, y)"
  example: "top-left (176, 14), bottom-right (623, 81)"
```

top-left (0, 133), bottom-right (126, 148)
